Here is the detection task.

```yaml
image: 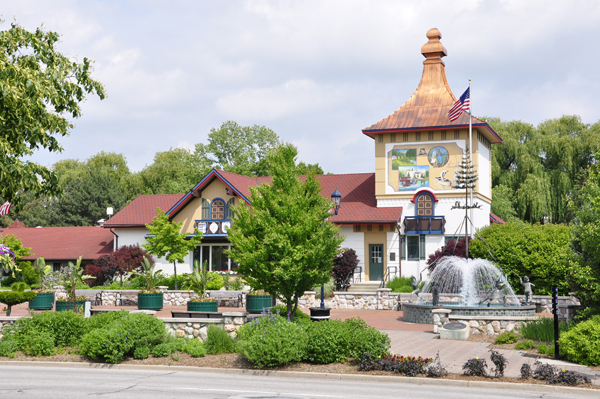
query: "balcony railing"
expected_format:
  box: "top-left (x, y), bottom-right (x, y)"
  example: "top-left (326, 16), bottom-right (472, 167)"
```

top-left (194, 219), bottom-right (232, 236)
top-left (404, 216), bottom-right (445, 235)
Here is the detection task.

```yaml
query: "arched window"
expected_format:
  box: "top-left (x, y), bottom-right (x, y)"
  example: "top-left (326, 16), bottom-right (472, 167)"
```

top-left (416, 193), bottom-right (434, 216)
top-left (211, 199), bottom-right (225, 220)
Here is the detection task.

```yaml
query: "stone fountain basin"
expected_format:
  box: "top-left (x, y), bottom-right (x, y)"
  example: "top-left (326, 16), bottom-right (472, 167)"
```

top-left (402, 302), bottom-right (537, 325)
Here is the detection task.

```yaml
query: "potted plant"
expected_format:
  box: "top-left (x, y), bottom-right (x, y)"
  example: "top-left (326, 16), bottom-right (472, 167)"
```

top-left (136, 256), bottom-right (164, 310)
top-left (56, 256), bottom-right (94, 312)
top-left (0, 282), bottom-right (37, 316)
top-left (186, 260), bottom-right (218, 312)
top-left (28, 257), bottom-right (55, 310)
top-left (245, 288), bottom-right (273, 314)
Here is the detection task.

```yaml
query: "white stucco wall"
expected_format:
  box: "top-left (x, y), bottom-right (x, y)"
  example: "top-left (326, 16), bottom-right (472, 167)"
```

top-left (478, 142), bottom-right (491, 199)
top-left (339, 225), bottom-right (365, 281)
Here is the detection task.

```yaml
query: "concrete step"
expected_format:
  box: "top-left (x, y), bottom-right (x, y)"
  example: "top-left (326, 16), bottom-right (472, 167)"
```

top-left (346, 281), bottom-right (382, 293)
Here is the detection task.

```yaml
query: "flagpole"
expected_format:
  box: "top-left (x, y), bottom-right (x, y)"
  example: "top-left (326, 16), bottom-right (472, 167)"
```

top-left (468, 79), bottom-right (473, 237)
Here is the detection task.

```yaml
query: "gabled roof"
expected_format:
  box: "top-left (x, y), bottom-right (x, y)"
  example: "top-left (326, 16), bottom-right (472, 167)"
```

top-left (362, 28), bottom-right (502, 144)
top-left (489, 212), bottom-right (506, 224)
top-left (104, 194), bottom-right (182, 228)
top-left (109, 169), bottom-right (402, 226)
top-left (0, 226), bottom-right (114, 261)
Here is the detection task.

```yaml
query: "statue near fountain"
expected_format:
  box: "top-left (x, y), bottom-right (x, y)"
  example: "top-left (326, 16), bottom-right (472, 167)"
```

top-left (479, 278), bottom-right (507, 307)
top-left (410, 269), bottom-right (426, 302)
top-left (513, 273), bottom-right (535, 305)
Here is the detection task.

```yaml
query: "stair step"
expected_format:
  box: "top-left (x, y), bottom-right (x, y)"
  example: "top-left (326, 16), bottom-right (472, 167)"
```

top-left (346, 282), bottom-right (382, 293)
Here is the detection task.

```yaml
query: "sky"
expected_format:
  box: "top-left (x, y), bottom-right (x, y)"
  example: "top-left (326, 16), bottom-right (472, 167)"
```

top-left (3, 0), bottom-right (600, 175)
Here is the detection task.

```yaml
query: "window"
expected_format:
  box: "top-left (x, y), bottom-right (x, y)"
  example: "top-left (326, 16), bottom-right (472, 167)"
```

top-left (402, 235), bottom-right (426, 261)
top-left (416, 193), bottom-right (434, 216)
top-left (211, 199), bottom-right (225, 220)
top-left (428, 131), bottom-right (434, 140)
top-left (403, 133), bottom-right (409, 142)
top-left (226, 198), bottom-right (235, 219)
top-left (454, 129), bottom-right (460, 139)
top-left (407, 236), bottom-right (420, 261)
top-left (391, 133), bottom-right (396, 142)
top-left (441, 130), bottom-right (446, 140)
top-left (378, 135), bottom-right (383, 143)
top-left (193, 244), bottom-right (238, 272)
top-left (201, 198), bottom-right (209, 219)
top-left (416, 132), bottom-right (421, 141)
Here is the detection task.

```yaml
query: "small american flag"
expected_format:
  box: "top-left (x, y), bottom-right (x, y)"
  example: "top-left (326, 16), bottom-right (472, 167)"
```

top-left (447, 87), bottom-right (470, 122)
top-left (0, 202), bottom-right (11, 215)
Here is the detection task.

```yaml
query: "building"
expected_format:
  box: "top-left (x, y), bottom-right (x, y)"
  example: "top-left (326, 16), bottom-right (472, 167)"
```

top-left (0, 220), bottom-right (114, 271)
top-left (105, 28), bottom-right (502, 283)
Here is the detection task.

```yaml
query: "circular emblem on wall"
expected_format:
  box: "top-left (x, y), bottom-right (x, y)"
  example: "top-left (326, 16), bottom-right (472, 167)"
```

top-left (428, 146), bottom-right (449, 168)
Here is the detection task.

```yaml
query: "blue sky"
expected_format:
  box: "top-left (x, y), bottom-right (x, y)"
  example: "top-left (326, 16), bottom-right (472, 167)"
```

top-left (3, 0), bottom-right (600, 174)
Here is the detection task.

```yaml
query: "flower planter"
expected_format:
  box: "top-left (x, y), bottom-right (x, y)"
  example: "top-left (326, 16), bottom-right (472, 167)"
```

top-left (55, 300), bottom-right (86, 312)
top-left (187, 301), bottom-right (218, 312)
top-left (138, 292), bottom-right (164, 310)
top-left (29, 292), bottom-right (55, 310)
top-left (246, 294), bottom-right (273, 314)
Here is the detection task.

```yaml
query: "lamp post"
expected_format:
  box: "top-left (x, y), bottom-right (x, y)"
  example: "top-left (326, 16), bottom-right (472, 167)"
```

top-left (310, 190), bottom-right (342, 321)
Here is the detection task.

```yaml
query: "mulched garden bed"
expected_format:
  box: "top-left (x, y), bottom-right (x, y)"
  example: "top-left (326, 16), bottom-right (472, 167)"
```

top-left (1, 351), bottom-right (598, 389)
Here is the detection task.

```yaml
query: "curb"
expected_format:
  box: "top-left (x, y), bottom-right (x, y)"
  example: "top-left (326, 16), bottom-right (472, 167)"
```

top-left (0, 361), bottom-right (598, 396)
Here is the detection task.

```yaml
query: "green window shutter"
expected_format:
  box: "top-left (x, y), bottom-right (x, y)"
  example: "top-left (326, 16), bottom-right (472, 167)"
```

top-left (419, 235), bottom-right (426, 260)
top-left (401, 235), bottom-right (406, 260)
top-left (226, 198), bottom-right (235, 219)
top-left (201, 198), bottom-right (209, 219)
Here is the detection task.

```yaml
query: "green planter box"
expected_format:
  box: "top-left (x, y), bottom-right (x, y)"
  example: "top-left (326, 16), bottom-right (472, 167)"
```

top-left (138, 292), bottom-right (164, 310)
top-left (29, 292), bottom-right (55, 310)
top-left (246, 294), bottom-right (273, 314)
top-left (55, 300), bottom-right (86, 312)
top-left (187, 301), bottom-right (218, 312)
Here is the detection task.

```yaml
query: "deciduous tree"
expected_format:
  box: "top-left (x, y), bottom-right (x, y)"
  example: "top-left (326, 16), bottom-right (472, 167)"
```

top-left (0, 22), bottom-right (105, 210)
top-left (143, 209), bottom-right (202, 290)
top-left (227, 144), bottom-right (344, 321)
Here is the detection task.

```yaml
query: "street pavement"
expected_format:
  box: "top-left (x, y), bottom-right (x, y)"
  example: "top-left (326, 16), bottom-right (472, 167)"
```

top-left (4, 303), bottom-right (600, 384)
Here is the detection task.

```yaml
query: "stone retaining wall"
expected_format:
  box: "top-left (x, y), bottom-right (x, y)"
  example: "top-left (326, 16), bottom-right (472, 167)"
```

top-left (163, 312), bottom-right (248, 340)
top-left (0, 317), bottom-right (19, 340)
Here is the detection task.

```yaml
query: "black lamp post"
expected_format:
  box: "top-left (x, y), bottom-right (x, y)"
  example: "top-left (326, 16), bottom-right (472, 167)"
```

top-left (310, 190), bottom-right (342, 321)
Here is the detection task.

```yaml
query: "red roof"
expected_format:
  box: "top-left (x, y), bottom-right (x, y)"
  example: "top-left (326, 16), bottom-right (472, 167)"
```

top-left (8, 220), bottom-right (25, 228)
top-left (111, 170), bottom-right (401, 226)
top-left (0, 226), bottom-right (114, 261)
top-left (104, 194), bottom-right (182, 228)
top-left (489, 212), bottom-right (506, 224)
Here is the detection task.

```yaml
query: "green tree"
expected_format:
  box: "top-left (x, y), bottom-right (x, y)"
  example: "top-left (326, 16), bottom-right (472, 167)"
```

top-left (569, 162), bottom-right (600, 318)
top-left (469, 223), bottom-right (572, 295)
top-left (143, 209), bottom-right (202, 290)
top-left (194, 121), bottom-right (280, 176)
top-left (128, 148), bottom-right (207, 196)
top-left (0, 233), bottom-right (32, 259)
top-left (227, 144), bottom-right (344, 321)
top-left (490, 185), bottom-right (518, 223)
top-left (0, 22), bottom-right (105, 210)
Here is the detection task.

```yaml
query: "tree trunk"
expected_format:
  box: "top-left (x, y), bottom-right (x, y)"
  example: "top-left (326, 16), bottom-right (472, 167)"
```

top-left (6, 304), bottom-right (12, 317)
top-left (173, 262), bottom-right (178, 290)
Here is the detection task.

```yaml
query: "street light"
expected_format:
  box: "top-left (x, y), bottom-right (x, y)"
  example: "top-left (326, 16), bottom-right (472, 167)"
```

top-left (331, 189), bottom-right (342, 215)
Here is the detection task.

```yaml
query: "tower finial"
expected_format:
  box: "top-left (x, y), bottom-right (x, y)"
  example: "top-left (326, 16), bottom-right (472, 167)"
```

top-left (421, 28), bottom-right (447, 64)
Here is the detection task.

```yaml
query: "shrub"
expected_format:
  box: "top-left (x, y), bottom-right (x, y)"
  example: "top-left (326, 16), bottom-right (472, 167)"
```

top-left (462, 357), bottom-right (487, 377)
top-left (494, 331), bottom-right (519, 345)
top-left (386, 276), bottom-right (413, 293)
top-left (134, 345), bottom-right (150, 359)
top-left (537, 342), bottom-right (551, 355)
top-left (303, 319), bottom-right (350, 364)
top-left (531, 360), bottom-right (557, 380)
top-left (547, 369), bottom-right (591, 386)
top-left (150, 342), bottom-right (177, 357)
top-left (271, 304), bottom-right (310, 323)
top-left (20, 262), bottom-right (37, 286)
top-left (6, 311), bottom-right (87, 348)
top-left (181, 339), bottom-right (206, 358)
top-left (331, 248), bottom-right (359, 291)
top-left (204, 325), bottom-right (235, 355)
top-left (206, 272), bottom-right (224, 291)
top-left (87, 254), bottom-right (118, 287)
top-left (312, 277), bottom-right (335, 299)
top-left (237, 313), bottom-right (307, 368)
top-left (559, 315), bottom-right (600, 366)
top-left (222, 275), bottom-right (244, 291)
top-left (20, 330), bottom-right (54, 357)
top-left (0, 338), bottom-right (19, 357)
top-left (489, 349), bottom-right (508, 377)
top-left (0, 284), bottom-right (37, 316)
top-left (426, 352), bottom-right (448, 378)
top-left (158, 273), bottom-right (191, 290)
top-left (79, 312), bottom-right (167, 363)
top-left (86, 310), bottom-right (131, 332)
top-left (358, 352), bottom-right (431, 376)
top-left (520, 363), bottom-right (532, 379)
top-left (515, 339), bottom-right (536, 350)
top-left (343, 317), bottom-right (390, 359)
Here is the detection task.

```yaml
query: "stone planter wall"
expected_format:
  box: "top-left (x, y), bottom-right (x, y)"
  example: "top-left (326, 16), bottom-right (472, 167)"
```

top-left (448, 316), bottom-right (528, 336)
top-left (163, 311), bottom-right (248, 339)
top-left (0, 316), bottom-right (19, 340)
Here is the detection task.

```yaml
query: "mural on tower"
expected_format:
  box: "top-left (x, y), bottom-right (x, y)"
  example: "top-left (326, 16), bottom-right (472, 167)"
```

top-left (387, 142), bottom-right (464, 192)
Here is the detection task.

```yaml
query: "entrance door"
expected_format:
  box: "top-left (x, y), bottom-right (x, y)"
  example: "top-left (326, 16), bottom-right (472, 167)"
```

top-left (369, 244), bottom-right (384, 281)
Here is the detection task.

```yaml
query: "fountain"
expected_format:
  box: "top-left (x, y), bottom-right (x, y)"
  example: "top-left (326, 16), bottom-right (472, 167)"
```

top-left (402, 256), bottom-right (536, 325)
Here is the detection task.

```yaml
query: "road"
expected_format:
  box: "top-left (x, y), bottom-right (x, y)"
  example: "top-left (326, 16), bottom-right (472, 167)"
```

top-left (0, 365), bottom-right (596, 399)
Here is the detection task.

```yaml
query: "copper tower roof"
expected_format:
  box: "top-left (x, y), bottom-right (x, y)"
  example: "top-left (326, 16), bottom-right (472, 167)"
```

top-left (363, 28), bottom-right (501, 143)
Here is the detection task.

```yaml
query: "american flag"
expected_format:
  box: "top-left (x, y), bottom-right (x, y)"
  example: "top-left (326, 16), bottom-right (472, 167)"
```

top-left (447, 87), bottom-right (470, 122)
top-left (0, 202), bottom-right (11, 215)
